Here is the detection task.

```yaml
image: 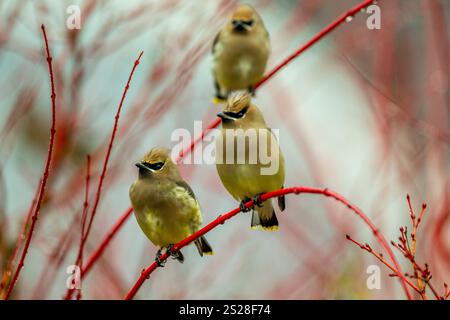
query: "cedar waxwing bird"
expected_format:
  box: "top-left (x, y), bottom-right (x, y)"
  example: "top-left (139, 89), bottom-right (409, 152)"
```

top-left (215, 93), bottom-right (285, 231)
top-left (129, 147), bottom-right (213, 266)
top-left (212, 4), bottom-right (270, 101)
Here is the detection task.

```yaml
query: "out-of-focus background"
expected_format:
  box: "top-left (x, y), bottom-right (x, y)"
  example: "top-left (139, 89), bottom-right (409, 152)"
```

top-left (0, 0), bottom-right (449, 299)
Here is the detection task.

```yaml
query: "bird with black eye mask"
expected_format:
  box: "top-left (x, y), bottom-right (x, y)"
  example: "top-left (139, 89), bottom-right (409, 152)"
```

top-left (212, 4), bottom-right (270, 101)
top-left (135, 161), bottom-right (164, 177)
top-left (130, 147), bottom-right (213, 266)
top-left (218, 104), bottom-right (249, 122)
top-left (216, 93), bottom-right (286, 231)
top-left (231, 18), bottom-right (254, 32)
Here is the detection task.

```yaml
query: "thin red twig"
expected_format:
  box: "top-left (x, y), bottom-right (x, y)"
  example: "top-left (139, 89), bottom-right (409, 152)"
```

top-left (348, 196), bottom-right (448, 300)
top-left (82, 51), bottom-right (143, 246)
top-left (176, 118), bottom-right (222, 163)
top-left (346, 234), bottom-right (425, 298)
top-left (79, 155), bottom-right (91, 271)
top-left (82, 0), bottom-right (381, 288)
top-left (81, 207), bottom-right (133, 277)
top-left (64, 155), bottom-right (91, 300)
top-left (63, 51), bottom-right (143, 300)
top-left (124, 186), bottom-right (410, 300)
top-left (390, 226), bottom-right (442, 299)
top-left (63, 208), bottom-right (132, 299)
top-left (254, 0), bottom-right (377, 89)
top-left (0, 179), bottom-right (41, 297)
top-left (407, 194), bottom-right (426, 292)
top-left (4, 24), bottom-right (57, 299)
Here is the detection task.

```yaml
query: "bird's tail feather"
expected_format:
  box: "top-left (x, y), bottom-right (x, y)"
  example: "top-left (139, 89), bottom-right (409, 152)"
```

top-left (278, 195), bottom-right (285, 211)
top-left (251, 210), bottom-right (260, 229)
top-left (171, 250), bottom-right (184, 264)
top-left (194, 236), bottom-right (214, 256)
top-left (253, 201), bottom-right (279, 231)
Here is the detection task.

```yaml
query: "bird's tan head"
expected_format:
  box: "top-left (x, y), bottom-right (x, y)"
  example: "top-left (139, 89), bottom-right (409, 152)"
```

top-left (225, 92), bottom-right (251, 114)
top-left (217, 92), bottom-right (265, 126)
top-left (135, 146), bottom-right (179, 179)
top-left (228, 4), bottom-right (262, 34)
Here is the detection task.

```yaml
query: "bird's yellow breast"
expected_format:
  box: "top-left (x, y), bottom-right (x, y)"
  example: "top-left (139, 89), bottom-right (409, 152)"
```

top-left (213, 34), bottom-right (269, 90)
top-left (216, 133), bottom-right (284, 201)
top-left (130, 181), bottom-right (202, 247)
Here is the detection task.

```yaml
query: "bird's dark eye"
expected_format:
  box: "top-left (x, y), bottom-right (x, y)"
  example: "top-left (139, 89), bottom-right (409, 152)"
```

top-left (224, 106), bottom-right (249, 119)
top-left (243, 19), bottom-right (254, 27)
top-left (146, 162), bottom-right (164, 171)
top-left (236, 107), bottom-right (248, 117)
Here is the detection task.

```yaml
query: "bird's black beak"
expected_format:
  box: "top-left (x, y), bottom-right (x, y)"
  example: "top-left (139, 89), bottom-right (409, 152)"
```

top-left (232, 20), bottom-right (246, 32)
top-left (217, 112), bottom-right (234, 122)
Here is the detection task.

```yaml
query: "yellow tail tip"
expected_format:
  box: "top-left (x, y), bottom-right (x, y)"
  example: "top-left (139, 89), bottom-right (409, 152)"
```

top-left (212, 96), bottom-right (226, 105)
top-left (203, 251), bottom-right (214, 256)
top-left (261, 225), bottom-right (279, 231)
top-left (250, 225), bottom-right (279, 231)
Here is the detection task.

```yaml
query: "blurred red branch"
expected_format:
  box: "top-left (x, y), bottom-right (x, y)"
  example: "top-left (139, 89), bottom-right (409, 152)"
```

top-left (81, 0), bottom-right (381, 289)
top-left (64, 50), bottom-right (144, 300)
top-left (254, 0), bottom-right (377, 88)
top-left (124, 185), bottom-right (409, 300)
top-left (3, 25), bottom-right (57, 300)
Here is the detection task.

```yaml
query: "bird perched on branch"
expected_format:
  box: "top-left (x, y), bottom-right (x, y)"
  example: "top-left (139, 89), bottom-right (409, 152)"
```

top-left (216, 93), bottom-right (285, 230)
top-left (212, 4), bottom-right (270, 101)
top-left (129, 147), bottom-right (213, 266)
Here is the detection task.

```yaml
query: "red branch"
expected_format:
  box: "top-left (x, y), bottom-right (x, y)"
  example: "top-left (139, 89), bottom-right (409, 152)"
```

top-left (82, 51), bottom-right (143, 245)
top-left (64, 51), bottom-right (143, 300)
top-left (124, 186), bottom-right (410, 300)
top-left (348, 196), bottom-right (448, 300)
top-left (346, 234), bottom-right (425, 298)
top-left (81, 0), bottom-right (380, 288)
top-left (254, 0), bottom-right (377, 89)
top-left (79, 156), bottom-right (91, 274)
top-left (176, 118), bottom-right (222, 163)
top-left (64, 155), bottom-right (91, 300)
top-left (4, 25), bottom-right (57, 299)
top-left (82, 207), bottom-right (133, 277)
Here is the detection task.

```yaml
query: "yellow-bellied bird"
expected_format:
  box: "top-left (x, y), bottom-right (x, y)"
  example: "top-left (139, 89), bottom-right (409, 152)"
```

top-left (212, 4), bottom-right (270, 100)
top-left (129, 147), bottom-right (213, 265)
top-left (216, 93), bottom-right (285, 230)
